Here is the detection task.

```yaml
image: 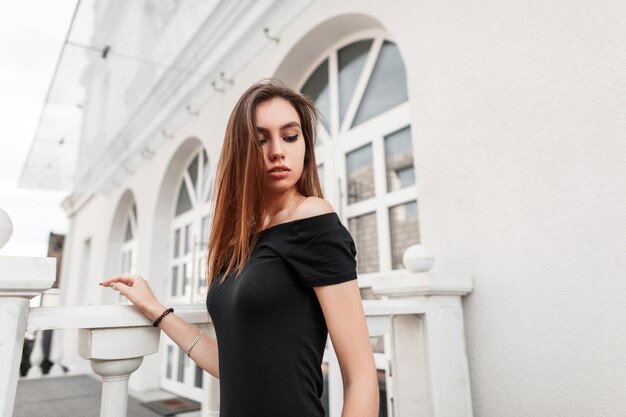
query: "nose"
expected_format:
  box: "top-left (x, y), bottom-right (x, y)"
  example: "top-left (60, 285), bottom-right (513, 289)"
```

top-left (268, 138), bottom-right (285, 161)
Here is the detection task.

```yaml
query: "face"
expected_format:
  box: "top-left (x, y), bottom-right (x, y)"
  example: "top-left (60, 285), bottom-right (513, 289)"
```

top-left (255, 97), bottom-right (306, 196)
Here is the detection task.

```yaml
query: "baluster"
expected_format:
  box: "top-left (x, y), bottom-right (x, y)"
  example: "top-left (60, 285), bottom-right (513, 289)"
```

top-left (26, 330), bottom-right (44, 378)
top-left (78, 326), bottom-right (160, 417)
top-left (90, 357), bottom-right (144, 417)
top-left (47, 329), bottom-right (65, 376)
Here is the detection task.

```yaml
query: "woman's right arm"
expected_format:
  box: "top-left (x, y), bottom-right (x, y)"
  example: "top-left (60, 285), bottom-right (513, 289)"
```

top-left (100, 275), bottom-right (219, 379)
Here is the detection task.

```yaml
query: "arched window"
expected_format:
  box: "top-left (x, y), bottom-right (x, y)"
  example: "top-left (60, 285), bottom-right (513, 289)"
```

top-left (170, 147), bottom-right (212, 302)
top-left (120, 203), bottom-right (137, 275)
top-left (163, 145), bottom-right (212, 400)
top-left (300, 35), bottom-right (420, 275)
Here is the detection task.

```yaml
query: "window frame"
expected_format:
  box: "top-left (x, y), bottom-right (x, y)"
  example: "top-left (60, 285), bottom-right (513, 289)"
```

top-left (297, 30), bottom-right (419, 285)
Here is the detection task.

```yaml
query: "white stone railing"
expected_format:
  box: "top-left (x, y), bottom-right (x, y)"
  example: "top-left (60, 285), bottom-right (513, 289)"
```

top-left (1, 243), bottom-right (474, 417)
top-left (25, 303), bottom-right (219, 417)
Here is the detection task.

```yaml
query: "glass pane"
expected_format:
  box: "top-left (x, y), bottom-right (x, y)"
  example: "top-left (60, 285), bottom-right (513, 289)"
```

top-left (346, 144), bottom-right (375, 204)
top-left (124, 218), bottom-right (133, 242)
top-left (184, 223), bottom-right (191, 254)
top-left (166, 346), bottom-right (173, 379)
top-left (198, 257), bottom-right (207, 293)
top-left (182, 263), bottom-right (188, 296)
top-left (389, 201), bottom-right (420, 269)
top-left (200, 215), bottom-right (210, 246)
top-left (175, 181), bottom-right (193, 216)
top-left (205, 175), bottom-right (213, 202)
top-left (174, 228), bottom-right (180, 258)
top-left (177, 349), bottom-right (185, 383)
top-left (194, 364), bottom-right (203, 388)
top-left (338, 39), bottom-right (372, 125)
top-left (385, 126), bottom-right (415, 192)
top-left (188, 154), bottom-right (199, 191)
top-left (171, 265), bottom-right (178, 296)
top-left (348, 212), bottom-right (379, 273)
top-left (301, 59), bottom-right (331, 133)
top-left (317, 163), bottom-right (324, 194)
top-left (353, 41), bottom-right (408, 127)
top-left (202, 149), bottom-right (209, 184)
top-left (378, 369), bottom-right (389, 417)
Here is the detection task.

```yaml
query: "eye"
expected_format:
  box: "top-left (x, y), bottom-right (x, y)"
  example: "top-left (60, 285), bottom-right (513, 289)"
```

top-left (284, 135), bottom-right (298, 142)
top-left (257, 137), bottom-right (268, 145)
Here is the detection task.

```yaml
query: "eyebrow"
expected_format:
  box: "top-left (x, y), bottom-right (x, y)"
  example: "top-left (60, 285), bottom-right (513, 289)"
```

top-left (256, 121), bottom-right (301, 133)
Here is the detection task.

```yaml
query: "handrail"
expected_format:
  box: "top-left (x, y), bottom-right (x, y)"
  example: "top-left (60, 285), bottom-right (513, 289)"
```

top-left (26, 304), bottom-right (210, 331)
top-left (26, 299), bottom-right (424, 331)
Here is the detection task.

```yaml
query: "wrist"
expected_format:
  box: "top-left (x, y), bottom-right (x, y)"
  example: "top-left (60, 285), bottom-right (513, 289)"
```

top-left (146, 304), bottom-right (168, 321)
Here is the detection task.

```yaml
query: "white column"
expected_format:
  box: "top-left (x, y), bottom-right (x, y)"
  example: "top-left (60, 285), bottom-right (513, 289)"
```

top-left (0, 256), bottom-right (56, 417)
top-left (78, 326), bottom-right (160, 417)
top-left (390, 314), bottom-right (432, 417)
top-left (372, 272), bottom-right (474, 417)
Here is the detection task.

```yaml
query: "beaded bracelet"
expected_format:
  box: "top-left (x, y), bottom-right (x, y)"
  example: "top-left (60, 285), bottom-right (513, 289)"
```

top-left (153, 307), bottom-right (174, 327)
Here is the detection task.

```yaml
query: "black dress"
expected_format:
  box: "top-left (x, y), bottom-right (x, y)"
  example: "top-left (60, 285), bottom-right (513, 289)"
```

top-left (206, 212), bottom-right (358, 417)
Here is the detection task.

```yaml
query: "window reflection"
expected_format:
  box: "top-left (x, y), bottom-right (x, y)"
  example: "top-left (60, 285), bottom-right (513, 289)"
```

top-left (338, 39), bottom-right (372, 126)
top-left (346, 144), bottom-right (375, 204)
top-left (389, 201), bottom-right (420, 269)
top-left (348, 212), bottom-right (379, 273)
top-left (301, 59), bottom-right (331, 133)
top-left (353, 41), bottom-right (408, 127)
top-left (385, 126), bottom-right (415, 192)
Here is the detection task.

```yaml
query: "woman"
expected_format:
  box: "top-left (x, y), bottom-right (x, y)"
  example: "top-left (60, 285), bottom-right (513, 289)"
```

top-left (101, 79), bottom-right (379, 416)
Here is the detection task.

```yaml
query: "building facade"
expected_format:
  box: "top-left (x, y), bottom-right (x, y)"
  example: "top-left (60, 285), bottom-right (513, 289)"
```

top-left (50, 0), bottom-right (626, 416)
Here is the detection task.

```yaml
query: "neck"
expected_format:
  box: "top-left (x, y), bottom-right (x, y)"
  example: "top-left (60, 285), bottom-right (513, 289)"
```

top-left (262, 189), bottom-right (303, 217)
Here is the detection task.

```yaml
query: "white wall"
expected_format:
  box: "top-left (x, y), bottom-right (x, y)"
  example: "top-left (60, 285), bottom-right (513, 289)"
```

top-left (62, 0), bottom-right (626, 414)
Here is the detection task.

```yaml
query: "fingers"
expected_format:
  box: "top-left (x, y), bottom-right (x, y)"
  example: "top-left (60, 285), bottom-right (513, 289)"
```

top-left (100, 275), bottom-right (140, 287)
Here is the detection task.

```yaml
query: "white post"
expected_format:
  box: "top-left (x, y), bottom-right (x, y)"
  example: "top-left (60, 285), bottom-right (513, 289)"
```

top-left (199, 323), bottom-right (220, 417)
top-left (390, 314), bottom-right (432, 417)
top-left (372, 272), bottom-right (474, 417)
top-left (0, 256), bottom-right (56, 417)
top-left (90, 357), bottom-right (144, 417)
top-left (78, 326), bottom-right (160, 417)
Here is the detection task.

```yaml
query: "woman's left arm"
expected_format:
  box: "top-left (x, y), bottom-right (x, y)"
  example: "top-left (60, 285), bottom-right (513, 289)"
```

top-left (314, 279), bottom-right (379, 417)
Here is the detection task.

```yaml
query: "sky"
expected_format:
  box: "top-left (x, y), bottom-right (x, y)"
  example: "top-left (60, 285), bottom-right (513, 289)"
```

top-left (0, 1), bottom-right (78, 257)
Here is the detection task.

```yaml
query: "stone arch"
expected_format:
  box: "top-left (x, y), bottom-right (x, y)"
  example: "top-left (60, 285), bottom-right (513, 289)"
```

top-left (148, 136), bottom-right (205, 301)
top-left (103, 188), bottom-right (137, 304)
top-left (273, 13), bottom-right (386, 87)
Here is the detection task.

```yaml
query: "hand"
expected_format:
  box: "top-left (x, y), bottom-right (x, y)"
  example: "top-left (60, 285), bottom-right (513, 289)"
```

top-left (100, 275), bottom-right (165, 320)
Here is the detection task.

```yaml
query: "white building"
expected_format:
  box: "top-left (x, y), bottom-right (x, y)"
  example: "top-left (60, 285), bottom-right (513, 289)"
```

top-left (15, 0), bottom-right (626, 416)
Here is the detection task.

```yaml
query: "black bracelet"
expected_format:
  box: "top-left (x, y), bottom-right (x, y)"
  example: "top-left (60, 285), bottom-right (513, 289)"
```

top-left (153, 307), bottom-right (174, 327)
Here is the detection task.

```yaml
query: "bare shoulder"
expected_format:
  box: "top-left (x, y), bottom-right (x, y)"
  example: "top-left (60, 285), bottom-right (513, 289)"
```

top-left (292, 196), bottom-right (334, 220)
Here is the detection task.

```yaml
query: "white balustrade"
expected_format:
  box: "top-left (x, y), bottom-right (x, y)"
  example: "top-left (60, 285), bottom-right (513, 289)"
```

top-left (3, 259), bottom-right (473, 417)
top-left (0, 255), bottom-right (56, 417)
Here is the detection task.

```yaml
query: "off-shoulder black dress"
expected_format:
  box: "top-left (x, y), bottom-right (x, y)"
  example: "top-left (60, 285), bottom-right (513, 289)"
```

top-left (206, 212), bottom-right (358, 417)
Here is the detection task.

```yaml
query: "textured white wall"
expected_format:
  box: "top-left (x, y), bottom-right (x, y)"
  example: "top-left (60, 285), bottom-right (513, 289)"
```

top-left (63, 0), bottom-right (626, 414)
top-left (396, 1), bottom-right (626, 416)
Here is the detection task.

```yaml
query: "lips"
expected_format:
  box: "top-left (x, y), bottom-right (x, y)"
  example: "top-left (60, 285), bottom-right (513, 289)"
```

top-left (267, 165), bottom-right (290, 180)
top-left (268, 165), bottom-right (290, 173)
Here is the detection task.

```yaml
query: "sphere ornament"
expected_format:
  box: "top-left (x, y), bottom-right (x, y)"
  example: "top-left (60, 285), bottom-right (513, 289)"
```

top-left (402, 244), bottom-right (435, 272)
top-left (0, 207), bottom-right (14, 250)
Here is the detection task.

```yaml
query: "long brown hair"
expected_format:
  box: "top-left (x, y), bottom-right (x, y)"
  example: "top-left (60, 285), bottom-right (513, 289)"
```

top-left (207, 79), bottom-right (323, 285)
